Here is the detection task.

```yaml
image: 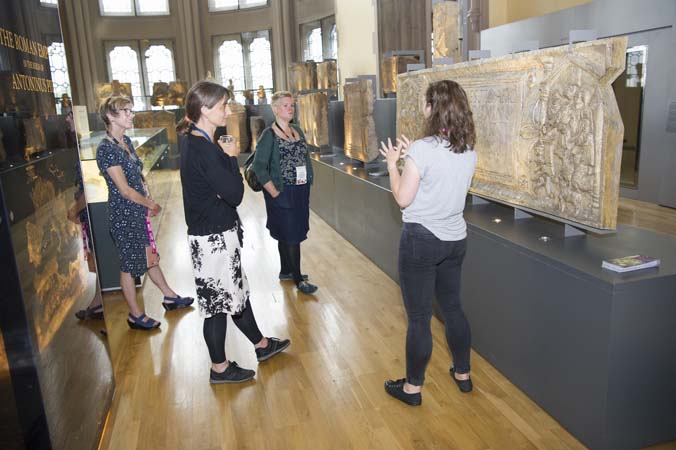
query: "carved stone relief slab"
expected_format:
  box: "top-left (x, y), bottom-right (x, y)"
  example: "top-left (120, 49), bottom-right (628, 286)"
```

top-left (433, 1), bottom-right (461, 63)
top-left (287, 62), bottom-right (317, 96)
top-left (297, 92), bottom-right (329, 148)
top-left (250, 116), bottom-right (266, 151)
top-left (382, 55), bottom-right (420, 95)
top-left (226, 101), bottom-right (249, 152)
top-left (95, 80), bottom-right (132, 102)
top-left (397, 38), bottom-right (627, 230)
top-left (317, 60), bottom-right (338, 92)
top-left (344, 79), bottom-right (379, 162)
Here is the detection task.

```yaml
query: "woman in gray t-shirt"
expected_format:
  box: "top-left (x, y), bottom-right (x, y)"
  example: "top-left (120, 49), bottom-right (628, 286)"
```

top-left (381, 80), bottom-right (477, 406)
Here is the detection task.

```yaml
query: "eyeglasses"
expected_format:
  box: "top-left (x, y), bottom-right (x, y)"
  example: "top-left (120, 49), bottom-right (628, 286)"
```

top-left (116, 108), bottom-right (134, 115)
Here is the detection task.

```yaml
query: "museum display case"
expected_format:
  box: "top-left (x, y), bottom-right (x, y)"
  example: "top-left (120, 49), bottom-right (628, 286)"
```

top-left (0, 2), bottom-right (114, 449)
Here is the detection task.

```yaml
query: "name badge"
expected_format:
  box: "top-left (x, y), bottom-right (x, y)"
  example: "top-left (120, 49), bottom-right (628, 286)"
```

top-left (296, 166), bottom-right (307, 185)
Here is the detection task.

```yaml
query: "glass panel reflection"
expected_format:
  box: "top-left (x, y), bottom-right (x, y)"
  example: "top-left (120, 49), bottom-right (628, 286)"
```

top-left (612, 45), bottom-right (647, 189)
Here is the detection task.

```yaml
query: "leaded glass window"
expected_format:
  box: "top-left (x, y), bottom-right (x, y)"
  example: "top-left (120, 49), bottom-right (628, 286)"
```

top-left (217, 40), bottom-right (246, 103)
top-left (100, 0), bottom-right (134, 15)
top-left (249, 36), bottom-right (273, 99)
top-left (306, 28), bottom-right (323, 62)
top-left (144, 45), bottom-right (176, 93)
top-left (209, 0), bottom-right (267, 12)
top-left (214, 31), bottom-right (273, 104)
top-left (48, 42), bottom-right (71, 101)
top-left (330, 24), bottom-right (338, 60)
top-left (108, 45), bottom-right (144, 108)
top-left (100, 0), bottom-right (169, 16)
top-left (137, 0), bottom-right (169, 15)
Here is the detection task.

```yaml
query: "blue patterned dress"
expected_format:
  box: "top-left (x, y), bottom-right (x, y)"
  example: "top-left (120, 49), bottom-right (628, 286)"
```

top-left (96, 136), bottom-right (149, 277)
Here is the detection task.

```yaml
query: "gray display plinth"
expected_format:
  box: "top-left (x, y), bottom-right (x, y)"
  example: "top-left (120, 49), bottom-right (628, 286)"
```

top-left (310, 156), bottom-right (676, 450)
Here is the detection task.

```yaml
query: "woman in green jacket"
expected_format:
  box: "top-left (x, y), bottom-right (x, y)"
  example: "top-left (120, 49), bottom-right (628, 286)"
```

top-left (251, 91), bottom-right (318, 294)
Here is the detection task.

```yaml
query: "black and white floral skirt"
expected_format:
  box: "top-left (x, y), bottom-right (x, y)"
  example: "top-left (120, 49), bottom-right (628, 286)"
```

top-left (188, 225), bottom-right (249, 318)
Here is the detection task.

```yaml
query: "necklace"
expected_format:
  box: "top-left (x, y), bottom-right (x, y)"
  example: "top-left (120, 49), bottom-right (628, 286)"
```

top-left (106, 131), bottom-right (131, 155)
top-left (274, 121), bottom-right (296, 142)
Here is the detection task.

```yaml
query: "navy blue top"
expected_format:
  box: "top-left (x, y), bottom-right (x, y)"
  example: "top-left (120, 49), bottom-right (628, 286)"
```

top-left (180, 134), bottom-right (243, 236)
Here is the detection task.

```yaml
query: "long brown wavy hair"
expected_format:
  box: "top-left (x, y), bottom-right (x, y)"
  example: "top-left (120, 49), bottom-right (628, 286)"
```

top-left (176, 80), bottom-right (229, 134)
top-left (422, 80), bottom-right (475, 153)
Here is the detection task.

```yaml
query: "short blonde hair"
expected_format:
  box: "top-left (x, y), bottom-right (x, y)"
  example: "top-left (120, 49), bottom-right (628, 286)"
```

top-left (99, 96), bottom-right (133, 126)
top-left (271, 91), bottom-right (293, 106)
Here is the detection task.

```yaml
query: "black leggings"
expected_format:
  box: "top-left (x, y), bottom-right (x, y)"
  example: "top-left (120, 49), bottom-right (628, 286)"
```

top-left (202, 300), bottom-right (263, 364)
top-left (278, 241), bottom-right (303, 285)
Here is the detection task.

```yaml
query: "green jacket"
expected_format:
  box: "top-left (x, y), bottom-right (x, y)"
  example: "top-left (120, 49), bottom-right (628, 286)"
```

top-left (251, 124), bottom-right (314, 192)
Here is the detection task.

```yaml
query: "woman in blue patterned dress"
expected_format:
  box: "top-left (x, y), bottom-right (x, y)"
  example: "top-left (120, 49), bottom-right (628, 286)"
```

top-left (96, 96), bottom-right (193, 330)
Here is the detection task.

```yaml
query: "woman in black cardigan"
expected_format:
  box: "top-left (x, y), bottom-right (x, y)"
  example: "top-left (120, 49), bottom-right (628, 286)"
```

top-left (178, 81), bottom-right (290, 384)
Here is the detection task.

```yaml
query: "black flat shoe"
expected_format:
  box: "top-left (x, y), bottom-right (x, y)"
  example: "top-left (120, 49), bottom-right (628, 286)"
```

top-left (75, 305), bottom-right (104, 320)
top-left (210, 361), bottom-right (255, 384)
top-left (255, 337), bottom-right (291, 362)
top-left (162, 295), bottom-right (194, 311)
top-left (384, 378), bottom-right (422, 406)
top-left (297, 281), bottom-right (318, 294)
top-left (450, 367), bottom-right (473, 393)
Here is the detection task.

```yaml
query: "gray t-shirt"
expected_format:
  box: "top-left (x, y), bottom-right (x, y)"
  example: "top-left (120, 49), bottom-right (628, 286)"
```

top-left (402, 137), bottom-right (476, 241)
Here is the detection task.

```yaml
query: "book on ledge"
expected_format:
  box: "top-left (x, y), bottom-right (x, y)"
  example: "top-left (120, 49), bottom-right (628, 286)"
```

top-left (602, 255), bottom-right (661, 273)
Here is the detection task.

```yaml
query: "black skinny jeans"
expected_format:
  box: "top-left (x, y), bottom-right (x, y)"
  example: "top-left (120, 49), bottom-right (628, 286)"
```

top-left (398, 222), bottom-right (471, 386)
top-left (203, 300), bottom-right (263, 364)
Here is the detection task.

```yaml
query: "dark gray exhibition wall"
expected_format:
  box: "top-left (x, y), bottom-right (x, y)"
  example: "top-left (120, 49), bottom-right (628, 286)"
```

top-left (309, 156), bottom-right (676, 450)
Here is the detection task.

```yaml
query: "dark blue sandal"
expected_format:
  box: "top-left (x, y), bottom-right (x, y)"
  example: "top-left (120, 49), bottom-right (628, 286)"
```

top-left (162, 295), bottom-right (194, 311)
top-left (127, 313), bottom-right (160, 330)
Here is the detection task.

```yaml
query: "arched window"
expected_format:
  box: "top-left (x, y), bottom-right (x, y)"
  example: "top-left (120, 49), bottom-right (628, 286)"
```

top-left (209, 0), bottom-right (267, 11)
top-left (100, 0), bottom-right (169, 16)
top-left (249, 36), bottom-right (273, 99)
top-left (214, 30), bottom-right (272, 104)
top-left (329, 24), bottom-right (338, 60)
top-left (216, 40), bottom-right (246, 103)
top-left (306, 28), bottom-right (323, 62)
top-left (144, 45), bottom-right (176, 94)
top-left (108, 45), bottom-right (144, 108)
top-left (48, 42), bottom-right (71, 107)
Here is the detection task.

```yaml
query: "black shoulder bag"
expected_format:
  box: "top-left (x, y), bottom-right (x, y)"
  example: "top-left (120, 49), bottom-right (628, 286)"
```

top-left (244, 153), bottom-right (262, 192)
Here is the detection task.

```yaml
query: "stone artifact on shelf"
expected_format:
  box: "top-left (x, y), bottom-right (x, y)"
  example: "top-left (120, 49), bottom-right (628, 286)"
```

top-left (433, 1), bottom-right (461, 63)
top-left (168, 81), bottom-right (188, 106)
top-left (23, 117), bottom-right (46, 159)
top-left (151, 82), bottom-right (170, 106)
top-left (95, 80), bottom-right (132, 103)
top-left (250, 116), bottom-right (266, 151)
top-left (382, 54), bottom-right (420, 95)
top-left (317, 60), bottom-right (338, 93)
top-left (287, 61), bottom-right (317, 95)
top-left (257, 85), bottom-right (267, 105)
top-left (397, 37), bottom-right (627, 230)
top-left (344, 79), bottom-right (379, 162)
top-left (297, 92), bottom-right (329, 148)
top-left (226, 101), bottom-right (249, 152)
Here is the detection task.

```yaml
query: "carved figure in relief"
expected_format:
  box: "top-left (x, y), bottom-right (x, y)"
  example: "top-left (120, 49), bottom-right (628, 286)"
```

top-left (397, 38), bottom-right (626, 229)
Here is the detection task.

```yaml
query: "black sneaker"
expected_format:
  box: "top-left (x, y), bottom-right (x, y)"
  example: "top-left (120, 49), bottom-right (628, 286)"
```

top-left (255, 337), bottom-right (291, 362)
top-left (450, 367), bottom-right (473, 393)
top-left (384, 378), bottom-right (422, 406)
top-left (297, 281), bottom-right (318, 294)
top-left (279, 272), bottom-right (309, 281)
top-left (209, 361), bottom-right (255, 384)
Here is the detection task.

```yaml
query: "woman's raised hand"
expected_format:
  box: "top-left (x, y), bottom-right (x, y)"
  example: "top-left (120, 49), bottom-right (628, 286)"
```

top-left (379, 135), bottom-right (410, 168)
top-left (218, 135), bottom-right (239, 158)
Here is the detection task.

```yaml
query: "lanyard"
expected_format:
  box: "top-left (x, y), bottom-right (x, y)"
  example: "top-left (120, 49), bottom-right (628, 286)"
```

top-left (274, 121), bottom-right (296, 142)
top-left (146, 216), bottom-right (157, 254)
top-left (191, 124), bottom-right (213, 143)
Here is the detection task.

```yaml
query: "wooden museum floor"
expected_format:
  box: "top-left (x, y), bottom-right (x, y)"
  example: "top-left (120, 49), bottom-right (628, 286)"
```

top-left (98, 170), bottom-right (676, 450)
